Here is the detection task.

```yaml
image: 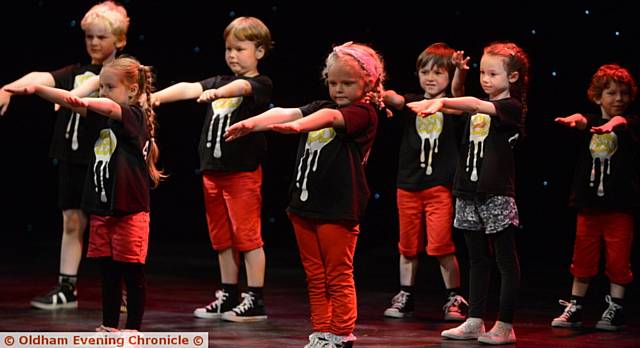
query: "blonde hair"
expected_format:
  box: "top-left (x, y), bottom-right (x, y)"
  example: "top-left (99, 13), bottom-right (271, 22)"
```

top-left (81, 1), bottom-right (130, 49)
top-left (224, 16), bottom-right (272, 53)
top-left (102, 56), bottom-right (166, 187)
top-left (322, 42), bottom-right (387, 110)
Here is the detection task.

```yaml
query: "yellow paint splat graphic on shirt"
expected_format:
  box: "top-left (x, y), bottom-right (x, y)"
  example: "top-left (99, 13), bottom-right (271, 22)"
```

top-left (296, 127), bottom-right (336, 201)
top-left (589, 132), bottom-right (618, 197)
top-left (66, 71), bottom-right (99, 151)
top-left (466, 113), bottom-right (491, 182)
top-left (416, 112), bottom-right (443, 175)
top-left (207, 97), bottom-right (243, 158)
top-left (93, 129), bottom-right (117, 203)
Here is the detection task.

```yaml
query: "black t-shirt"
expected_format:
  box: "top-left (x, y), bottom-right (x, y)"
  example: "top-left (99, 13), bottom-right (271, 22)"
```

top-left (569, 114), bottom-right (640, 210)
top-left (287, 100), bottom-right (378, 222)
top-left (453, 97), bottom-right (523, 198)
top-left (198, 75), bottom-right (272, 172)
top-left (50, 64), bottom-right (106, 164)
top-left (396, 93), bottom-right (464, 190)
top-left (82, 105), bottom-right (151, 215)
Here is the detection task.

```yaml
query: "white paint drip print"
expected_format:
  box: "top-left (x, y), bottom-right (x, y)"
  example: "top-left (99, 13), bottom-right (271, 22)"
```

top-left (297, 128), bottom-right (336, 201)
top-left (93, 129), bottom-right (117, 203)
top-left (467, 113), bottom-right (491, 182)
top-left (416, 112), bottom-right (443, 175)
top-left (207, 97), bottom-right (242, 158)
top-left (589, 133), bottom-right (618, 197)
top-left (66, 71), bottom-right (98, 150)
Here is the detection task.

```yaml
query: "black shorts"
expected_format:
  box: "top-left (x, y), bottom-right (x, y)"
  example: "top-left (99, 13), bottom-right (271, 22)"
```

top-left (57, 160), bottom-right (89, 210)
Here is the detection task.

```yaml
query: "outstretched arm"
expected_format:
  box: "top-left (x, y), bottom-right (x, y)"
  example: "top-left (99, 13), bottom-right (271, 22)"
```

top-left (64, 96), bottom-right (124, 121)
top-left (54, 75), bottom-right (100, 111)
top-left (269, 108), bottom-right (344, 134)
top-left (591, 116), bottom-right (627, 134)
top-left (224, 107), bottom-right (303, 141)
top-left (554, 113), bottom-right (588, 130)
top-left (407, 96), bottom-right (495, 116)
top-left (151, 82), bottom-right (203, 107)
top-left (197, 79), bottom-right (253, 103)
top-left (5, 85), bottom-right (87, 116)
top-left (382, 90), bottom-right (406, 110)
top-left (451, 50), bottom-right (470, 97)
top-left (0, 72), bottom-right (55, 115)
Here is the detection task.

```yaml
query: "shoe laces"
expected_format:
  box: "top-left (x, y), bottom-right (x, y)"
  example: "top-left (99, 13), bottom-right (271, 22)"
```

top-left (443, 294), bottom-right (468, 312)
top-left (557, 299), bottom-right (580, 320)
top-left (602, 295), bottom-right (622, 322)
top-left (233, 292), bottom-right (256, 314)
top-left (390, 290), bottom-right (410, 309)
top-left (488, 321), bottom-right (512, 336)
top-left (205, 289), bottom-right (228, 310)
top-left (458, 318), bottom-right (483, 332)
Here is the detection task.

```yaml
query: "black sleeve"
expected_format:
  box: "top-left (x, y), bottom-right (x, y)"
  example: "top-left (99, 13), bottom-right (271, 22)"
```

top-left (247, 75), bottom-right (273, 106)
top-left (121, 105), bottom-right (147, 138)
top-left (199, 76), bottom-right (223, 91)
top-left (491, 98), bottom-right (523, 127)
top-left (51, 64), bottom-right (80, 89)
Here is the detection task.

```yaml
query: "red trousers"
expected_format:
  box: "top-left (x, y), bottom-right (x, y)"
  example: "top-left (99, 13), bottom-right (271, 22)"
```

top-left (289, 212), bottom-right (359, 336)
top-left (570, 209), bottom-right (634, 285)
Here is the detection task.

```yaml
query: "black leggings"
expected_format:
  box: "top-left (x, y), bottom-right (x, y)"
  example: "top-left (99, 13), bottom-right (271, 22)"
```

top-left (101, 258), bottom-right (146, 330)
top-left (464, 225), bottom-right (520, 323)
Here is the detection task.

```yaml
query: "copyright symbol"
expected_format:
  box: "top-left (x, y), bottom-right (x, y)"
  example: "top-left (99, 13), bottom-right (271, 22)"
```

top-left (4, 335), bottom-right (15, 346)
top-left (193, 335), bottom-right (204, 346)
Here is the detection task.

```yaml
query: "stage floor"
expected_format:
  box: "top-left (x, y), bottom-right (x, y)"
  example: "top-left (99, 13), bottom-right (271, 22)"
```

top-left (1, 241), bottom-right (638, 348)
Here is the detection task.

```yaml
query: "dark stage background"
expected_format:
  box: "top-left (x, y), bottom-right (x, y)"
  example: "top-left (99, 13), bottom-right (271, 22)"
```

top-left (1, 0), bottom-right (639, 299)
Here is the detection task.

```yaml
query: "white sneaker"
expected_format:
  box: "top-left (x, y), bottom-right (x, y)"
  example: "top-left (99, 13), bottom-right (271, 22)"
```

top-left (441, 318), bottom-right (485, 340)
top-left (478, 321), bottom-right (516, 345)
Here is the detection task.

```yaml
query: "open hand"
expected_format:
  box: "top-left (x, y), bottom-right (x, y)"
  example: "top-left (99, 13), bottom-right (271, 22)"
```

top-left (4, 86), bottom-right (36, 95)
top-left (554, 117), bottom-right (576, 128)
top-left (452, 51), bottom-right (470, 71)
top-left (224, 121), bottom-right (253, 141)
top-left (407, 99), bottom-right (443, 116)
top-left (64, 95), bottom-right (89, 108)
top-left (197, 89), bottom-right (219, 103)
top-left (590, 124), bottom-right (614, 134)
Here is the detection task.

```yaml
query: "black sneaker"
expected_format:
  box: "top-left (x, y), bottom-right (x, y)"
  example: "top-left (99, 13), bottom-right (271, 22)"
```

top-left (551, 299), bottom-right (583, 328)
top-left (221, 291), bottom-right (267, 322)
top-left (443, 294), bottom-right (468, 321)
top-left (384, 290), bottom-right (413, 318)
top-left (30, 281), bottom-right (78, 310)
top-left (193, 289), bottom-right (235, 319)
top-left (595, 295), bottom-right (625, 331)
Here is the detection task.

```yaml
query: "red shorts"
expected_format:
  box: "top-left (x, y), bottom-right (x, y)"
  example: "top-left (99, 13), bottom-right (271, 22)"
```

top-left (202, 167), bottom-right (263, 252)
top-left (397, 186), bottom-right (455, 257)
top-left (570, 209), bottom-right (634, 285)
top-left (87, 211), bottom-right (150, 264)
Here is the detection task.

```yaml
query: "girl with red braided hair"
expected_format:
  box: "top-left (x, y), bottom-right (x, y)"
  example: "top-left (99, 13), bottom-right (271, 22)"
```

top-left (8, 56), bottom-right (163, 331)
top-left (225, 41), bottom-right (386, 348)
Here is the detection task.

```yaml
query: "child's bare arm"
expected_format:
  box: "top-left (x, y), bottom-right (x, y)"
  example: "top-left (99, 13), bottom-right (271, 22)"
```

top-left (591, 116), bottom-right (627, 134)
top-left (225, 107), bottom-right (303, 141)
top-left (5, 84), bottom-right (87, 116)
top-left (197, 79), bottom-right (253, 103)
top-left (554, 113), bottom-right (588, 130)
top-left (1, 72), bottom-right (56, 115)
top-left (269, 108), bottom-right (344, 134)
top-left (151, 82), bottom-right (203, 107)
